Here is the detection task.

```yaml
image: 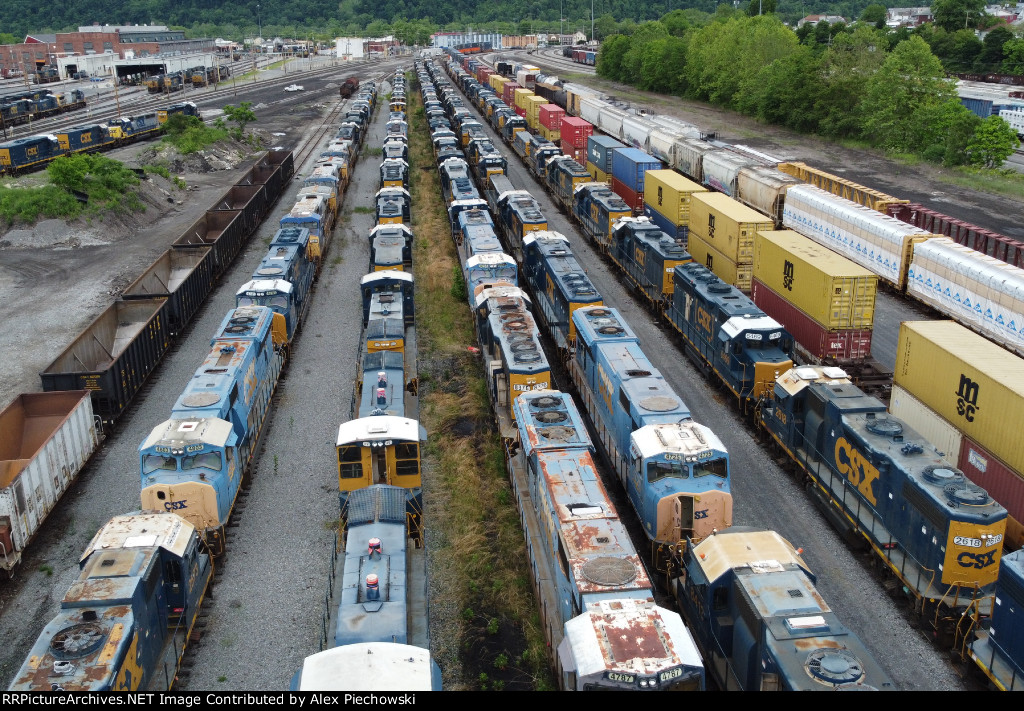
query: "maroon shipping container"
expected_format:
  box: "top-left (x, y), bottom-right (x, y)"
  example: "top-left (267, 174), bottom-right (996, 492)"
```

top-left (560, 141), bottom-right (586, 164)
top-left (611, 177), bottom-right (645, 215)
top-left (958, 436), bottom-right (1024, 544)
top-left (539, 104), bottom-right (566, 130)
top-left (502, 82), bottom-right (521, 105)
top-left (560, 116), bottom-right (593, 148)
top-left (751, 277), bottom-right (873, 361)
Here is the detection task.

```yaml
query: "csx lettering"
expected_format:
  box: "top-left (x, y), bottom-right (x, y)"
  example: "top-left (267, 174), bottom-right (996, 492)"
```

top-left (955, 374), bottom-right (980, 422)
top-left (696, 307), bottom-right (712, 334)
top-left (164, 500), bottom-right (188, 511)
top-left (957, 550), bottom-right (997, 569)
top-left (694, 510), bottom-right (708, 520)
top-left (834, 437), bottom-right (880, 505)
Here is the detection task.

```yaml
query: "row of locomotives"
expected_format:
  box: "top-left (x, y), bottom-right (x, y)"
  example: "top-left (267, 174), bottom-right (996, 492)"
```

top-left (337, 272), bottom-right (424, 542)
top-left (139, 305), bottom-right (286, 557)
top-left (369, 223), bottom-right (414, 272)
top-left (8, 512), bottom-right (212, 691)
top-left (609, 216), bottom-right (693, 312)
top-left (280, 194), bottom-right (332, 262)
top-left (671, 527), bottom-right (895, 690)
top-left (379, 158), bottom-right (409, 190)
top-left (508, 390), bottom-right (705, 691)
top-left (568, 305), bottom-right (732, 571)
top-left (757, 365), bottom-right (1008, 640)
top-left (292, 486), bottom-right (441, 691)
top-left (455, 209), bottom-right (518, 302)
top-left (235, 226), bottom-right (317, 345)
top-left (666, 262), bottom-right (795, 414)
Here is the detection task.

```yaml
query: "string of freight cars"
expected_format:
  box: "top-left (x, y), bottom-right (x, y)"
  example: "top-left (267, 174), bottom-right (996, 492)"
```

top-left (439, 50), bottom-right (1022, 691)
top-left (293, 71), bottom-right (442, 692)
top-left (424, 56), bottom-right (903, 692)
top-left (2, 74), bottom-right (384, 690)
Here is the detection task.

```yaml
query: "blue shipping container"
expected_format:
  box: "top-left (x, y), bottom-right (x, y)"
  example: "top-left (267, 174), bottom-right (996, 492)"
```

top-left (643, 204), bottom-right (689, 245)
top-left (960, 96), bottom-right (993, 118)
top-left (587, 135), bottom-right (625, 173)
top-left (611, 147), bottom-right (663, 193)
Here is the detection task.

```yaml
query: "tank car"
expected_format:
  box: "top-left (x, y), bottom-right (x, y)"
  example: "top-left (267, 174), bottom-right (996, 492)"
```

top-left (672, 528), bottom-right (895, 690)
top-left (610, 216), bottom-right (692, 309)
top-left (569, 306), bottom-right (732, 565)
top-left (235, 227), bottom-right (316, 343)
top-left (8, 512), bottom-right (211, 691)
top-left (573, 182), bottom-right (633, 253)
top-left (970, 549), bottom-right (1024, 691)
top-left (510, 391), bottom-right (705, 691)
top-left (139, 306), bottom-right (285, 555)
top-left (521, 231), bottom-right (602, 352)
top-left (668, 262), bottom-right (794, 411)
top-left (759, 366), bottom-right (1007, 633)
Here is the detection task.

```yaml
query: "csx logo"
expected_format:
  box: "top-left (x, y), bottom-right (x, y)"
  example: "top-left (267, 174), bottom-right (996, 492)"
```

top-left (957, 550), bottom-right (997, 569)
top-left (696, 307), bottom-right (712, 334)
top-left (834, 437), bottom-right (880, 505)
top-left (694, 510), bottom-right (708, 520)
top-left (955, 374), bottom-right (981, 422)
top-left (164, 500), bottom-right (188, 511)
top-left (634, 246), bottom-right (645, 266)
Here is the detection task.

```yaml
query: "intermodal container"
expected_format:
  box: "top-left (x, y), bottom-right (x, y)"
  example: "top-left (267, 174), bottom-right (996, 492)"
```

top-left (587, 135), bottom-right (625, 174)
top-left (122, 247), bottom-right (215, 336)
top-left (751, 277), bottom-right (873, 360)
top-left (907, 237), bottom-right (1024, 357)
top-left (643, 169), bottom-right (705, 228)
top-left (539, 126), bottom-right (561, 143)
top-left (736, 166), bottom-right (802, 225)
top-left (514, 88), bottom-right (533, 111)
top-left (489, 74), bottom-right (507, 93)
top-left (0, 391), bottom-right (101, 570)
top-left (894, 320), bottom-right (1024, 481)
top-left (539, 104), bottom-right (565, 130)
top-left (610, 147), bottom-right (662, 193)
top-left (610, 178), bottom-right (643, 215)
top-left (752, 230), bottom-right (876, 330)
top-left (502, 82), bottom-right (521, 105)
top-left (525, 95), bottom-right (548, 118)
top-left (701, 150), bottom-right (756, 197)
top-left (642, 205), bottom-right (688, 243)
top-left (958, 436), bottom-right (1024, 549)
top-left (689, 192), bottom-right (774, 266)
top-left (690, 234), bottom-right (751, 292)
top-left (888, 384), bottom-right (963, 461)
top-left (585, 162), bottom-right (610, 183)
top-left (560, 116), bottom-right (593, 148)
top-left (560, 141), bottom-right (586, 164)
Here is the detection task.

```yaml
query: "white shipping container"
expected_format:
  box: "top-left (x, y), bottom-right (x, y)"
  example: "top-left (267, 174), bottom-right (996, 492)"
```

top-left (674, 138), bottom-right (720, 183)
top-left (598, 105), bottom-right (628, 142)
top-left (702, 151), bottom-right (756, 197)
top-left (889, 384), bottom-right (963, 461)
top-left (0, 392), bottom-right (101, 569)
top-left (736, 166), bottom-right (801, 225)
top-left (907, 238), bottom-right (1024, 356)
top-left (621, 115), bottom-right (655, 152)
top-left (580, 97), bottom-right (603, 128)
top-left (782, 184), bottom-right (930, 288)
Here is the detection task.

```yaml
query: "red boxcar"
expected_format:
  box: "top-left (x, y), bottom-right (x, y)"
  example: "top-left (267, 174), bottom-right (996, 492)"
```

top-left (751, 278), bottom-right (873, 361)
top-left (502, 81), bottom-right (521, 105)
top-left (610, 178), bottom-right (645, 215)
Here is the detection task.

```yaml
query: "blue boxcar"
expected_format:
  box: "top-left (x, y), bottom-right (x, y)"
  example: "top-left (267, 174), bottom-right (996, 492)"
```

top-left (521, 231), bottom-right (602, 351)
top-left (587, 135), bottom-right (626, 174)
top-left (667, 262), bottom-right (793, 409)
top-left (611, 147), bottom-right (663, 193)
top-left (139, 306), bottom-right (284, 555)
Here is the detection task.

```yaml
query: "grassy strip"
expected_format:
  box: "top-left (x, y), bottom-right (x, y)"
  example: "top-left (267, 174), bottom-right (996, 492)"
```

top-left (161, 113), bottom-right (230, 155)
top-left (407, 76), bottom-right (554, 691)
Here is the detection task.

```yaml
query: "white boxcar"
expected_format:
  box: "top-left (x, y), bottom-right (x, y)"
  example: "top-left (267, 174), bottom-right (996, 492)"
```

top-left (907, 237), bottom-right (1024, 356)
top-left (674, 138), bottom-right (721, 183)
top-left (0, 391), bottom-right (101, 570)
top-left (889, 384), bottom-right (963, 461)
top-left (621, 115), bottom-right (654, 152)
top-left (782, 184), bottom-right (931, 289)
top-left (702, 150), bottom-right (756, 197)
top-left (579, 96), bottom-right (603, 128)
top-left (736, 166), bottom-right (802, 225)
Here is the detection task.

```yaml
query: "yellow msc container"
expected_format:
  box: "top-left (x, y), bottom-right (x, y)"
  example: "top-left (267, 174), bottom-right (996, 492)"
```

top-left (894, 320), bottom-right (1024, 477)
top-left (514, 88), bottom-right (534, 111)
top-left (490, 75), bottom-right (508, 93)
top-left (690, 192), bottom-right (775, 266)
top-left (539, 126), bottom-right (561, 143)
top-left (689, 234), bottom-right (750, 291)
top-left (643, 170), bottom-right (706, 227)
top-left (525, 95), bottom-right (549, 118)
top-left (753, 230), bottom-right (877, 330)
top-left (526, 113), bottom-right (540, 131)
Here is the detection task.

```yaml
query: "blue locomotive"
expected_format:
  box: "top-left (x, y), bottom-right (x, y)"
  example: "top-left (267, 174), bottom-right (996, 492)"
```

top-left (439, 157), bottom-right (480, 206)
top-left (673, 527), bottom-right (895, 690)
top-left (609, 216), bottom-right (693, 309)
top-left (573, 182), bottom-right (633, 253)
top-left (496, 190), bottom-right (547, 261)
top-left (759, 366), bottom-right (1007, 633)
top-left (374, 187), bottom-right (411, 225)
top-left (293, 486), bottom-right (441, 691)
top-left (235, 227), bottom-right (317, 343)
top-left (546, 157), bottom-right (592, 212)
top-left (369, 224), bottom-right (414, 272)
top-left (521, 231), bottom-right (602, 352)
top-left (140, 306), bottom-right (285, 555)
top-left (9, 512), bottom-right (211, 691)
top-left (970, 549), bottom-right (1024, 690)
top-left (569, 305), bottom-right (732, 564)
top-left (667, 262), bottom-right (794, 411)
top-left (510, 390), bottom-right (705, 691)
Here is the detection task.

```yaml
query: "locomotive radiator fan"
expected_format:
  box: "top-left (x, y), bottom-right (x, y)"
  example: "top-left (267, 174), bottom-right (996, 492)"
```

top-left (804, 647), bottom-right (869, 688)
top-left (50, 621), bottom-right (106, 659)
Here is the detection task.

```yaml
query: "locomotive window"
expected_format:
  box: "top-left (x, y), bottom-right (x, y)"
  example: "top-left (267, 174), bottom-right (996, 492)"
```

top-left (182, 452), bottom-right (222, 472)
top-left (269, 296), bottom-right (289, 309)
top-left (648, 461), bottom-right (687, 482)
top-left (338, 445), bottom-right (364, 479)
top-left (395, 443), bottom-right (419, 476)
top-left (144, 455), bottom-right (178, 474)
top-left (236, 296), bottom-right (257, 307)
top-left (693, 458), bottom-right (728, 479)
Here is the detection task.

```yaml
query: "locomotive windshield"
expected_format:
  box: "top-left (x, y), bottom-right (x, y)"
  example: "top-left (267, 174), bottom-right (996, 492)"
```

top-left (693, 457), bottom-right (728, 479)
top-left (648, 461), bottom-right (687, 482)
top-left (144, 454), bottom-right (178, 474)
top-left (238, 294), bottom-right (289, 310)
top-left (183, 452), bottom-right (223, 471)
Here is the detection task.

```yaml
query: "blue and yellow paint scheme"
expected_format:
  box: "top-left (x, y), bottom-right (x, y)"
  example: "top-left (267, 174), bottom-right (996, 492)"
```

top-left (610, 216), bottom-right (692, 309)
top-left (573, 182), bottom-right (632, 254)
top-left (235, 227), bottom-right (316, 343)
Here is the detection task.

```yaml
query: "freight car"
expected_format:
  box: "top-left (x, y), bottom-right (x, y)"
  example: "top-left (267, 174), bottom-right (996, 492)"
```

top-left (8, 512), bottom-right (211, 691)
top-left (509, 390), bottom-right (706, 690)
top-left (339, 76), bottom-right (360, 98)
top-left (671, 528), bottom-right (895, 690)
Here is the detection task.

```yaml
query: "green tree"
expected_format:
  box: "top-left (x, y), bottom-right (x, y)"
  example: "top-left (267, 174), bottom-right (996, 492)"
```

top-left (966, 115), bottom-right (1021, 168)
top-left (976, 25), bottom-right (1014, 71)
top-left (620, 22), bottom-right (669, 86)
top-left (660, 9), bottom-right (692, 36)
top-left (594, 13), bottom-right (619, 40)
top-left (860, 35), bottom-right (956, 153)
top-left (596, 34), bottom-right (630, 80)
top-left (746, 0), bottom-right (777, 16)
top-left (223, 102), bottom-right (257, 140)
top-left (815, 27), bottom-right (888, 138)
top-left (932, 0), bottom-right (986, 32)
top-left (1003, 38), bottom-right (1024, 74)
top-left (860, 4), bottom-right (888, 28)
top-left (917, 99), bottom-right (981, 165)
